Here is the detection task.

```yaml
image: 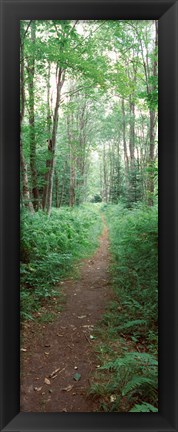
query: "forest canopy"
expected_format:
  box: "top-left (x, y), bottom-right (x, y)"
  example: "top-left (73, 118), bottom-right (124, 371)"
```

top-left (20, 20), bottom-right (158, 213)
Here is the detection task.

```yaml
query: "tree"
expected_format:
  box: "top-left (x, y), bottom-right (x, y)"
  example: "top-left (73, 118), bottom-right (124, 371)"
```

top-left (27, 20), bottom-right (40, 210)
top-left (20, 21), bottom-right (34, 213)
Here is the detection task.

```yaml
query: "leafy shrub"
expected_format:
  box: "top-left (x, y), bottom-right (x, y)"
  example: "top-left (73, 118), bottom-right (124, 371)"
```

top-left (104, 202), bottom-right (158, 346)
top-left (20, 204), bottom-right (102, 319)
top-left (90, 202), bottom-right (158, 411)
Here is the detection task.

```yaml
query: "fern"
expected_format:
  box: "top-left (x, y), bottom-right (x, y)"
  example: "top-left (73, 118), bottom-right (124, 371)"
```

top-left (130, 402), bottom-right (158, 412)
top-left (100, 352), bottom-right (158, 371)
top-left (116, 319), bottom-right (147, 331)
top-left (122, 376), bottom-right (157, 397)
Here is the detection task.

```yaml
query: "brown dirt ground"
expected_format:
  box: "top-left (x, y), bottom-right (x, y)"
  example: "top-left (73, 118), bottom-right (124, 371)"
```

top-left (20, 219), bottom-right (112, 412)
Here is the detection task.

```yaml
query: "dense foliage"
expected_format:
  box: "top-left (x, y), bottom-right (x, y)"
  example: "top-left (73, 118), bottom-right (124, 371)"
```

top-left (20, 205), bottom-right (102, 320)
top-left (20, 20), bottom-right (158, 213)
top-left (90, 203), bottom-right (158, 412)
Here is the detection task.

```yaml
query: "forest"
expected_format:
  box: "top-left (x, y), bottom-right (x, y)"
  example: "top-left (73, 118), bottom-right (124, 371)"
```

top-left (20, 20), bottom-right (158, 413)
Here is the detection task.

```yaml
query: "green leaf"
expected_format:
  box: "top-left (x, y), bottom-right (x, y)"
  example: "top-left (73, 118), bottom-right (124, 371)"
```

top-left (73, 372), bottom-right (81, 381)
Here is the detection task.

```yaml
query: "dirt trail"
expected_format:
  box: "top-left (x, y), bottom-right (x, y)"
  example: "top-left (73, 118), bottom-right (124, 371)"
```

top-left (20, 218), bottom-right (111, 412)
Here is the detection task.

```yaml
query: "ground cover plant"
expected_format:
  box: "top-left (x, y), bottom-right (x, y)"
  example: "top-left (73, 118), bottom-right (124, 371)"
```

top-left (89, 202), bottom-right (158, 412)
top-left (20, 205), bottom-right (102, 320)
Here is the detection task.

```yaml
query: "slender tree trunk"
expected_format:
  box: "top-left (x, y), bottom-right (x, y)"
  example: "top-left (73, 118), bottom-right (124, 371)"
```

top-left (122, 99), bottom-right (129, 169)
top-left (20, 22), bottom-right (34, 213)
top-left (67, 107), bottom-right (76, 208)
top-left (42, 62), bottom-right (52, 210)
top-left (27, 21), bottom-right (40, 210)
top-left (69, 128), bottom-right (76, 207)
top-left (103, 143), bottom-right (108, 203)
top-left (129, 97), bottom-right (135, 167)
top-left (55, 169), bottom-right (59, 208)
top-left (59, 162), bottom-right (67, 207)
top-left (148, 21), bottom-right (158, 206)
top-left (20, 140), bottom-right (34, 213)
top-left (45, 67), bottom-right (65, 215)
top-left (69, 154), bottom-right (76, 207)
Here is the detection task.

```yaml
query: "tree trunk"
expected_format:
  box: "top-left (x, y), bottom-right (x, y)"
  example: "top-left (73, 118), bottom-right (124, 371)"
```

top-left (59, 162), bottom-right (67, 207)
top-left (20, 22), bottom-right (34, 213)
top-left (42, 62), bottom-right (52, 210)
top-left (67, 107), bottom-right (76, 208)
top-left (45, 67), bottom-right (65, 215)
top-left (129, 97), bottom-right (135, 167)
top-left (148, 21), bottom-right (158, 206)
top-left (55, 169), bottom-right (59, 208)
top-left (122, 99), bottom-right (129, 169)
top-left (69, 157), bottom-right (76, 207)
top-left (20, 140), bottom-right (34, 213)
top-left (27, 21), bottom-right (40, 210)
top-left (103, 143), bottom-right (108, 203)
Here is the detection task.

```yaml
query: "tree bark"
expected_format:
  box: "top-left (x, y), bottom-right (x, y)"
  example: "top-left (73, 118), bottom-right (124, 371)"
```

top-left (42, 62), bottom-right (52, 210)
top-left (103, 142), bottom-right (108, 203)
top-left (44, 67), bottom-right (65, 215)
top-left (129, 96), bottom-right (135, 167)
top-left (122, 99), bottom-right (129, 169)
top-left (27, 20), bottom-right (40, 210)
top-left (55, 169), bottom-right (59, 208)
top-left (59, 162), bottom-right (67, 207)
top-left (148, 21), bottom-right (158, 206)
top-left (20, 22), bottom-right (34, 213)
top-left (68, 117), bottom-right (76, 208)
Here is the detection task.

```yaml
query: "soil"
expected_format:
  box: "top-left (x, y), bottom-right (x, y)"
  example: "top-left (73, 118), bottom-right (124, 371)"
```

top-left (20, 218), bottom-right (112, 412)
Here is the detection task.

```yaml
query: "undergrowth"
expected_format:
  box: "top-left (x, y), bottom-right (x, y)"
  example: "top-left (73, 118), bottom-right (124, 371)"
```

top-left (20, 204), bottom-right (102, 320)
top-left (90, 202), bottom-right (158, 412)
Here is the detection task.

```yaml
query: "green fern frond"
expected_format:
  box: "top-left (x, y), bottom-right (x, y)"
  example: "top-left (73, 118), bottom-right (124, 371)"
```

top-left (122, 376), bottom-right (157, 396)
top-left (117, 319), bottom-right (147, 331)
top-left (100, 352), bottom-right (158, 371)
top-left (130, 402), bottom-right (158, 412)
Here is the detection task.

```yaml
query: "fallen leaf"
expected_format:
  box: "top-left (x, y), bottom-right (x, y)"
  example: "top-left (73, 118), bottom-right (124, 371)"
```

top-left (44, 378), bottom-right (51, 385)
top-left (34, 386), bottom-right (42, 392)
top-left (78, 315), bottom-right (86, 319)
top-left (73, 372), bottom-right (81, 381)
top-left (62, 384), bottom-right (73, 392)
top-left (45, 352), bottom-right (49, 355)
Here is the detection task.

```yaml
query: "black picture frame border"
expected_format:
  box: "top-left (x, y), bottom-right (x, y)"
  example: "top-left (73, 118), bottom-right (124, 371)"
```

top-left (0, 0), bottom-right (178, 431)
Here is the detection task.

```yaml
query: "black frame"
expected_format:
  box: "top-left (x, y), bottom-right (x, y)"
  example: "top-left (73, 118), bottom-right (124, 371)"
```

top-left (0, 0), bottom-right (178, 431)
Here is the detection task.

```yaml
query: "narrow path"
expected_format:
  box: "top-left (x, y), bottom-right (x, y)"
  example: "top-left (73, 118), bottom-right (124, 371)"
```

top-left (21, 218), bottom-right (111, 412)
